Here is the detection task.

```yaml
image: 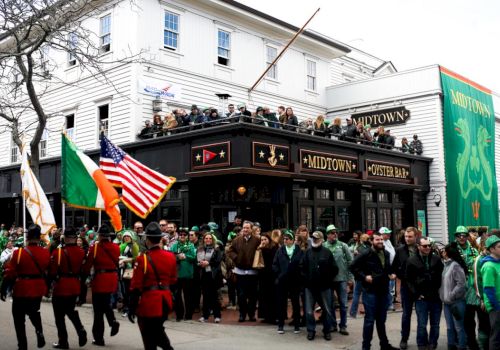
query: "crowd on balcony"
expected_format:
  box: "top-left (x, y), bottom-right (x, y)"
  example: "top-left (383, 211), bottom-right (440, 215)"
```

top-left (138, 104), bottom-right (424, 155)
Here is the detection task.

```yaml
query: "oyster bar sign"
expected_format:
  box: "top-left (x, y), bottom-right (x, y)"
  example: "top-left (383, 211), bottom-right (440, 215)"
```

top-left (351, 106), bottom-right (410, 127)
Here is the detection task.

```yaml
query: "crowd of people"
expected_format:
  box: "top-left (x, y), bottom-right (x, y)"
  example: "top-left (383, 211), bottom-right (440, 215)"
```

top-left (137, 104), bottom-right (424, 155)
top-left (0, 220), bottom-right (499, 350)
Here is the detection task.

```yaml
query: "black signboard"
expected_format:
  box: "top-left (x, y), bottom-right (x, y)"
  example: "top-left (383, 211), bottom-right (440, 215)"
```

top-left (300, 149), bottom-right (358, 176)
top-left (351, 106), bottom-right (410, 128)
top-left (191, 142), bottom-right (231, 170)
top-left (252, 142), bottom-right (289, 170)
top-left (365, 159), bottom-right (411, 181)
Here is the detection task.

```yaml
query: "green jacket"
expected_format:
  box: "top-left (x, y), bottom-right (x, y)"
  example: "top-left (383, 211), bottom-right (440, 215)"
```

top-left (457, 241), bottom-right (480, 305)
top-left (169, 241), bottom-right (196, 279)
top-left (323, 240), bottom-right (353, 282)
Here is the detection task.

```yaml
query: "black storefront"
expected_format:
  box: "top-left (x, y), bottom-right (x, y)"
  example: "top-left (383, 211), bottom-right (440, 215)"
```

top-left (0, 122), bottom-right (431, 237)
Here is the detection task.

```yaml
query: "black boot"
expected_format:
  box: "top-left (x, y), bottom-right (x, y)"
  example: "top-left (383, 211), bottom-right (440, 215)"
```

top-left (78, 328), bottom-right (87, 347)
top-left (36, 331), bottom-right (45, 348)
top-left (52, 342), bottom-right (69, 349)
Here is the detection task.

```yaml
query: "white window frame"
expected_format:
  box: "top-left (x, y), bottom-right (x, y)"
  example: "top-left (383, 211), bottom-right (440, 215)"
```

top-left (217, 29), bottom-right (231, 66)
top-left (306, 59), bottom-right (317, 91)
top-left (40, 129), bottom-right (49, 158)
top-left (265, 45), bottom-right (278, 80)
top-left (10, 140), bottom-right (19, 164)
top-left (98, 103), bottom-right (110, 139)
top-left (65, 113), bottom-right (75, 140)
top-left (68, 33), bottom-right (77, 66)
top-left (163, 10), bottom-right (179, 50)
top-left (99, 14), bottom-right (111, 53)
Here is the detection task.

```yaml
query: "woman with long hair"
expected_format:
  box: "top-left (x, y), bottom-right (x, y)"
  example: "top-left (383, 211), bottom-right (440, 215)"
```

top-left (283, 107), bottom-right (298, 131)
top-left (118, 232), bottom-right (139, 317)
top-left (197, 234), bottom-right (224, 323)
top-left (257, 233), bottom-right (278, 323)
top-left (314, 115), bottom-right (327, 137)
top-left (440, 242), bottom-right (468, 350)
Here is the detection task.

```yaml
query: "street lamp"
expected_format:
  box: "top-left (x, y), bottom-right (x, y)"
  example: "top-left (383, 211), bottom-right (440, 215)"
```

top-left (215, 93), bottom-right (231, 116)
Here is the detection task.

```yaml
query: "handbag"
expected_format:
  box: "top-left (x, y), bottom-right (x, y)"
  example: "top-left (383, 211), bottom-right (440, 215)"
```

top-left (122, 268), bottom-right (134, 279)
top-left (252, 249), bottom-right (265, 269)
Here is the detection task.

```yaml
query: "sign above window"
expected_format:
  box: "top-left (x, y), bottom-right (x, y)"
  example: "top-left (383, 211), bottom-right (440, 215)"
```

top-left (365, 160), bottom-right (411, 182)
top-left (300, 149), bottom-right (358, 177)
top-left (351, 106), bottom-right (410, 128)
top-left (252, 142), bottom-right (289, 170)
top-left (191, 142), bottom-right (231, 170)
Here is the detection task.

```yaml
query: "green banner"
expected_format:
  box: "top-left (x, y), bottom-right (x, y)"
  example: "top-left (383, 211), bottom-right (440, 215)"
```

top-left (440, 67), bottom-right (498, 240)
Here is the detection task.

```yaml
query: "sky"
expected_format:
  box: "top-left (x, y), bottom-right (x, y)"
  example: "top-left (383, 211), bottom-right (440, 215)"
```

top-left (239, 0), bottom-right (500, 94)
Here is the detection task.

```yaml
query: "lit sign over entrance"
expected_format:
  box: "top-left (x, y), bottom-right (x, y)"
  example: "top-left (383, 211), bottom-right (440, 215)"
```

top-left (365, 160), bottom-right (411, 181)
top-left (191, 142), bottom-right (231, 170)
top-left (300, 149), bottom-right (358, 176)
top-left (252, 142), bottom-right (290, 170)
top-left (351, 106), bottom-right (410, 128)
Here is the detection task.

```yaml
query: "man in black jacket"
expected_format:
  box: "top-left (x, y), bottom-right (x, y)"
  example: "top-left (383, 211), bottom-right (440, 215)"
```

top-left (301, 231), bottom-right (338, 341)
top-left (350, 233), bottom-right (398, 350)
top-left (392, 226), bottom-right (418, 350)
top-left (406, 237), bottom-right (443, 350)
top-left (272, 230), bottom-right (304, 334)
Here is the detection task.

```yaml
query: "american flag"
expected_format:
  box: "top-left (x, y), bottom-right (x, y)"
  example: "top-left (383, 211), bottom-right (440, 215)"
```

top-left (99, 135), bottom-right (176, 218)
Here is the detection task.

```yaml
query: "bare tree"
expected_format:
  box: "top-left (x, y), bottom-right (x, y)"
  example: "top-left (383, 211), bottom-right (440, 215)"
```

top-left (0, 0), bottom-right (138, 175)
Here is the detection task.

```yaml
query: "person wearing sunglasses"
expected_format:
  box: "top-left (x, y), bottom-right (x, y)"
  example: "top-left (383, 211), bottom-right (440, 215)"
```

top-left (454, 226), bottom-right (480, 350)
top-left (406, 237), bottom-right (444, 350)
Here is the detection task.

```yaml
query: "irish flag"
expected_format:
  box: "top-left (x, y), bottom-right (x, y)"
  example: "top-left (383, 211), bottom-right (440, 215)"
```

top-left (61, 134), bottom-right (122, 231)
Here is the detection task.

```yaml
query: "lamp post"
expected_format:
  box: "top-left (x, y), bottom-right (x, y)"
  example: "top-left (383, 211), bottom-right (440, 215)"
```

top-left (152, 95), bottom-right (162, 112)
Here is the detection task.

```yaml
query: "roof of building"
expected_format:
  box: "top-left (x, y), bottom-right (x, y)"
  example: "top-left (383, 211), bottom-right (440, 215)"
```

top-left (220, 0), bottom-right (351, 54)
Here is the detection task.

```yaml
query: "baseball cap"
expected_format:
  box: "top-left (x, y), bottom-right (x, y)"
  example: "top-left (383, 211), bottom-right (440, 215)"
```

top-left (326, 224), bottom-right (337, 233)
top-left (312, 231), bottom-right (324, 240)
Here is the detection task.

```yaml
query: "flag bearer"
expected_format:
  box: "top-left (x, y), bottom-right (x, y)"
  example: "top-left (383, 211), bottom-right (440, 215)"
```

top-left (128, 222), bottom-right (178, 350)
top-left (49, 227), bottom-right (87, 349)
top-left (83, 224), bottom-right (120, 346)
top-left (1, 224), bottom-right (50, 350)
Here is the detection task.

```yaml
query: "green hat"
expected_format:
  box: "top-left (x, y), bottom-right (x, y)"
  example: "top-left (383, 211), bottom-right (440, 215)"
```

top-left (227, 231), bottom-right (237, 241)
top-left (364, 124), bottom-right (371, 130)
top-left (454, 226), bottom-right (468, 235)
top-left (326, 224), bottom-right (337, 233)
top-left (378, 227), bottom-right (392, 234)
top-left (282, 229), bottom-right (294, 240)
top-left (485, 235), bottom-right (500, 249)
top-left (190, 226), bottom-right (199, 232)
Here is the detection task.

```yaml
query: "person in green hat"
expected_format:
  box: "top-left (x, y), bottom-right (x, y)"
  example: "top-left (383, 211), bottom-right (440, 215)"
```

top-left (273, 229), bottom-right (304, 334)
top-left (454, 225), bottom-right (481, 350)
top-left (323, 224), bottom-right (352, 335)
top-left (480, 235), bottom-right (500, 349)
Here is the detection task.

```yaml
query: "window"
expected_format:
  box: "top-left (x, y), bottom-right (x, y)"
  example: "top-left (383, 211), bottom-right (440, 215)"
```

top-left (164, 11), bottom-right (179, 50)
top-left (366, 208), bottom-right (376, 230)
top-left (68, 33), bottom-right (77, 66)
top-left (40, 129), bottom-right (49, 158)
top-left (10, 141), bottom-right (19, 163)
top-left (300, 206), bottom-right (313, 231)
top-left (364, 192), bottom-right (373, 202)
top-left (266, 46), bottom-right (278, 79)
top-left (217, 30), bottom-right (230, 66)
top-left (99, 14), bottom-right (111, 53)
top-left (299, 188), bottom-right (311, 199)
top-left (336, 190), bottom-right (346, 200)
top-left (65, 114), bottom-right (75, 140)
top-left (316, 206), bottom-right (334, 229)
top-left (379, 208), bottom-right (392, 228)
top-left (394, 209), bottom-right (403, 230)
top-left (98, 104), bottom-right (109, 137)
top-left (40, 46), bottom-right (50, 76)
top-left (306, 59), bottom-right (316, 91)
top-left (378, 192), bottom-right (389, 202)
top-left (316, 189), bottom-right (330, 200)
top-left (337, 207), bottom-right (350, 231)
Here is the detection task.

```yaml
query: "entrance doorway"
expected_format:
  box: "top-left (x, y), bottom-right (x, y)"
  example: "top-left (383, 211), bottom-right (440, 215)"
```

top-left (211, 204), bottom-right (287, 234)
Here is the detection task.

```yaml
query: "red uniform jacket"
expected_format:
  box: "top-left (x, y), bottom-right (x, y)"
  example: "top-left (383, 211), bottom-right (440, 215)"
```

top-left (83, 241), bottom-right (119, 294)
top-left (131, 246), bottom-right (177, 318)
top-left (49, 245), bottom-right (85, 297)
top-left (4, 244), bottom-right (50, 298)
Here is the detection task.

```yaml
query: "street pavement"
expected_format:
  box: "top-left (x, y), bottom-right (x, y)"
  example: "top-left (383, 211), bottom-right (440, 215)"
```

top-left (0, 299), bottom-right (450, 350)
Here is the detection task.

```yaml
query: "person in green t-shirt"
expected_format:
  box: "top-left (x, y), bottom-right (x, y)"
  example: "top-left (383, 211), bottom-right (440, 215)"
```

top-left (480, 235), bottom-right (500, 350)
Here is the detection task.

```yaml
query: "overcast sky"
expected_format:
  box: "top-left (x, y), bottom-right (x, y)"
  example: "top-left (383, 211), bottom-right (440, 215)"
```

top-left (239, 0), bottom-right (500, 94)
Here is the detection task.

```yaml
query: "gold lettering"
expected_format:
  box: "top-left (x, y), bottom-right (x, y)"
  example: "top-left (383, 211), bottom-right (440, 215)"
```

top-left (307, 155), bottom-right (316, 168)
top-left (450, 89), bottom-right (491, 118)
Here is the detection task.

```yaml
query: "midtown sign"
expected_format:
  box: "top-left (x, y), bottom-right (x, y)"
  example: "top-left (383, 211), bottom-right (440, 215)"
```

top-left (351, 106), bottom-right (410, 127)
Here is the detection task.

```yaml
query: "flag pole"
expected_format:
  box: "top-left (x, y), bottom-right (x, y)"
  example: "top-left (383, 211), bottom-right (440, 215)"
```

top-left (22, 193), bottom-right (26, 245)
top-left (62, 202), bottom-right (66, 231)
top-left (98, 210), bottom-right (102, 228)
